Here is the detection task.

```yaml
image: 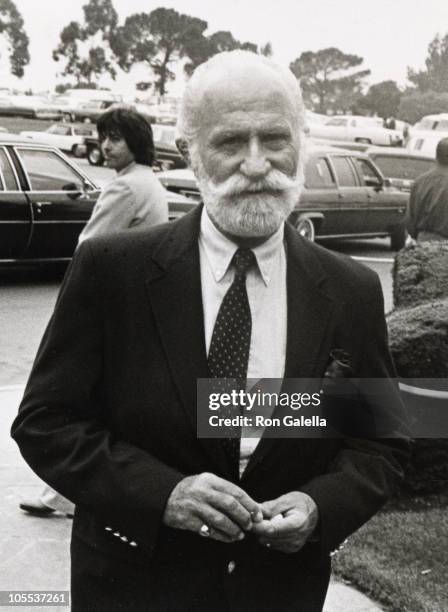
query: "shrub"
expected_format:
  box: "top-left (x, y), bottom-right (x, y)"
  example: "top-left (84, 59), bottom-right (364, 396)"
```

top-left (393, 243), bottom-right (448, 308)
top-left (388, 299), bottom-right (448, 377)
top-left (388, 244), bottom-right (448, 496)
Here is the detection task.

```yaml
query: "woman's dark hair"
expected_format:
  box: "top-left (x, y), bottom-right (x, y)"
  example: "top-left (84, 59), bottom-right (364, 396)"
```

top-left (97, 107), bottom-right (155, 167)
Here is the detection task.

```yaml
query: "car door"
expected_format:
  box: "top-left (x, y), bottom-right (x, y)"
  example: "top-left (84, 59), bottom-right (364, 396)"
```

top-left (13, 146), bottom-right (99, 259)
top-left (298, 155), bottom-right (340, 235)
top-left (0, 146), bottom-right (31, 259)
top-left (327, 154), bottom-right (368, 236)
top-left (352, 156), bottom-right (406, 234)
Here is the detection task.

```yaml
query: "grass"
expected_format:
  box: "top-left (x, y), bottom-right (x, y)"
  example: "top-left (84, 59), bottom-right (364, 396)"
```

top-left (0, 116), bottom-right (54, 134)
top-left (332, 496), bottom-right (448, 612)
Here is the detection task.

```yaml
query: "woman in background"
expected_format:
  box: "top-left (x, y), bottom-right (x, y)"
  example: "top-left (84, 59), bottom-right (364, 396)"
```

top-left (78, 106), bottom-right (168, 243)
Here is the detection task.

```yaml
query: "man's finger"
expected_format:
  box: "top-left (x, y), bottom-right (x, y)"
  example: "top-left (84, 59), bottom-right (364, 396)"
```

top-left (208, 491), bottom-right (253, 531)
top-left (210, 477), bottom-right (263, 524)
top-left (199, 503), bottom-right (245, 540)
top-left (268, 510), bottom-right (309, 536)
top-left (190, 515), bottom-right (240, 543)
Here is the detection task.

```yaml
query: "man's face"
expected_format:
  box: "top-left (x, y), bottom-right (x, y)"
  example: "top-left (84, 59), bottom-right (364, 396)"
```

top-left (100, 131), bottom-right (135, 173)
top-left (190, 70), bottom-right (303, 239)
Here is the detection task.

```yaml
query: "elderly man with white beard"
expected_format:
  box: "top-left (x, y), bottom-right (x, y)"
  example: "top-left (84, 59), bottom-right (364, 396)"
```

top-left (12, 51), bottom-right (408, 612)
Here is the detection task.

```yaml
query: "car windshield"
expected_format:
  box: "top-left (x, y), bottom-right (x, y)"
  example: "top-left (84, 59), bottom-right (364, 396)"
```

top-left (372, 155), bottom-right (435, 180)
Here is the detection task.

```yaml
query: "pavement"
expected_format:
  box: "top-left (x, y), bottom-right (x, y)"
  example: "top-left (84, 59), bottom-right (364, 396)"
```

top-left (1, 387), bottom-right (383, 612)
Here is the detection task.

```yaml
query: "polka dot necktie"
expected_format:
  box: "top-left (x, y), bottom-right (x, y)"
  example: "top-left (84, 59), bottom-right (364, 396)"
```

top-left (208, 248), bottom-right (256, 476)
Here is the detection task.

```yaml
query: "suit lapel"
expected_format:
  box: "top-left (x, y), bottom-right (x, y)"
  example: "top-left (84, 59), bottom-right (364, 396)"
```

top-left (144, 207), bottom-right (233, 478)
top-left (242, 226), bottom-right (337, 480)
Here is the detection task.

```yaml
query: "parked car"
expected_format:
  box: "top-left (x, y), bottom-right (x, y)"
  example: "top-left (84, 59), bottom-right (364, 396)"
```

top-left (309, 115), bottom-right (402, 147)
top-left (20, 123), bottom-right (98, 157)
top-left (84, 123), bottom-right (186, 171)
top-left (0, 134), bottom-right (194, 263)
top-left (413, 113), bottom-right (448, 133)
top-left (406, 113), bottom-right (448, 156)
top-left (366, 147), bottom-right (435, 192)
top-left (61, 99), bottom-right (115, 123)
top-left (158, 145), bottom-right (409, 250)
top-left (0, 95), bottom-right (62, 120)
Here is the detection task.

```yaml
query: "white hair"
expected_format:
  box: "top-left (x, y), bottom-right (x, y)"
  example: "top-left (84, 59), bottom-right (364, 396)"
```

top-left (177, 50), bottom-right (306, 145)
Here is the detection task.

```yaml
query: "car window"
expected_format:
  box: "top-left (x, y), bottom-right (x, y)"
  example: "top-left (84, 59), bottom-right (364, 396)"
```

top-left (353, 158), bottom-right (382, 186)
top-left (0, 148), bottom-right (19, 190)
top-left (372, 155), bottom-right (435, 180)
top-left (330, 156), bottom-right (357, 187)
top-left (417, 119), bottom-right (437, 130)
top-left (48, 125), bottom-right (71, 136)
top-left (435, 120), bottom-right (448, 131)
top-left (305, 157), bottom-right (335, 188)
top-left (326, 118), bottom-right (347, 127)
top-left (74, 127), bottom-right (96, 136)
top-left (17, 148), bottom-right (84, 191)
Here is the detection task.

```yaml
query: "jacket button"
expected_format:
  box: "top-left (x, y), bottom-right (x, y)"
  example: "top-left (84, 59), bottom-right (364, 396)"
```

top-left (227, 560), bottom-right (236, 574)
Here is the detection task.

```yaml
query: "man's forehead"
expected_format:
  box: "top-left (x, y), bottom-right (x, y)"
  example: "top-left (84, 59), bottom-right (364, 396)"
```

top-left (207, 112), bottom-right (292, 136)
top-left (198, 71), bottom-right (296, 128)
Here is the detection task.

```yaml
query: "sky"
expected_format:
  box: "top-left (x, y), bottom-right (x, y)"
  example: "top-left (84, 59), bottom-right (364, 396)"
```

top-left (1, 0), bottom-right (448, 96)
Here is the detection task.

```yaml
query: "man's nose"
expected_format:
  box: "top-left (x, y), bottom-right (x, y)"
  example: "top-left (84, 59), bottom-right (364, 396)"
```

top-left (101, 139), bottom-right (111, 154)
top-left (240, 138), bottom-right (271, 178)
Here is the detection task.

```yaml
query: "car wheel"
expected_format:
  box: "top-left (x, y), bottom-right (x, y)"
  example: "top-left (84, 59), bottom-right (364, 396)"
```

top-left (355, 138), bottom-right (372, 144)
top-left (72, 144), bottom-right (84, 158)
top-left (87, 145), bottom-right (104, 166)
top-left (295, 217), bottom-right (315, 241)
top-left (390, 225), bottom-right (406, 251)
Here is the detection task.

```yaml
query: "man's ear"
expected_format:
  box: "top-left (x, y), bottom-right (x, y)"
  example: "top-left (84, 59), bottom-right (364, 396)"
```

top-left (175, 138), bottom-right (191, 166)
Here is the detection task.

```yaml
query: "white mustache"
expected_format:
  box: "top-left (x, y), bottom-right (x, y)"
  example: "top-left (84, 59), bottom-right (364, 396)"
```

top-left (209, 169), bottom-right (300, 200)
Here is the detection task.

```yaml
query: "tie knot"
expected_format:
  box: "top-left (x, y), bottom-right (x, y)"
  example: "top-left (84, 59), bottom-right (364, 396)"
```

top-left (232, 249), bottom-right (256, 275)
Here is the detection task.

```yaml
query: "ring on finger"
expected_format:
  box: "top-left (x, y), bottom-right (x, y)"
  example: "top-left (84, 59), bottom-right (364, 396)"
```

top-left (199, 524), bottom-right (211, 538)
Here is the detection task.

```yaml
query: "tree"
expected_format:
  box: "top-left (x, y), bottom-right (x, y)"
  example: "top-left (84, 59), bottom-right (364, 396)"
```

top-left (183, 30), bottom-right (272, 78)
top-left (114, 8), bottom-right (208, 96)
top-left (397, 90), bottom-right (448, 124)
top-left (0, 0), bottom-right (29, 78)
top-left (289, 47), bottom-right (370, 114)
top-left (408, 33), bottom-right (448, 92)
top-left (357, 80), bottom-right (402, 119)
top-left (53, 0), bottom-right (118, 86)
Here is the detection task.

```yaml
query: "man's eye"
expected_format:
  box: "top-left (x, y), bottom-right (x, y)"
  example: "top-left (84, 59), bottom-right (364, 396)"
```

top-left (264, 134), bottom-right (289, 147)
top-left (216, 136), bottom-right (244, 149)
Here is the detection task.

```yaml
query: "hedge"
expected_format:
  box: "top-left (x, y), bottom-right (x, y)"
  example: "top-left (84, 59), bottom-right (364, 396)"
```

top-left (387, 244), bottom-right (448, 496)
top-left (393, 242), bottom-right (448, 308)
top-left (388, 299), bottom-right (448, 378)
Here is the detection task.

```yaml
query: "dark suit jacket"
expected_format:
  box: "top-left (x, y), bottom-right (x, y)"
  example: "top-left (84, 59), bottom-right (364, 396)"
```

top-left (11, 206), bottom-right (408, 612)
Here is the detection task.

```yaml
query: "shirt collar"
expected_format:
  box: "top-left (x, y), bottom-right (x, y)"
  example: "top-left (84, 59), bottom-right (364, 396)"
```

top-left (117, 161), bottom-right (137, 176)
top-left (199, 206), bottom-right (284, 286)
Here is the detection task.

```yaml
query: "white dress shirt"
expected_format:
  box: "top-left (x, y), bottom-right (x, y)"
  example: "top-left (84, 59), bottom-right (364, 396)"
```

top-left (199, 207), bottom-right (287, 475)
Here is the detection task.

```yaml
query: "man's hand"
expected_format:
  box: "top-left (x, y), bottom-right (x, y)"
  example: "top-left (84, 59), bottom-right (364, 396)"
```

top-left (252, 492), bottom-right (319, 553)
top-left (163, 472), bottom-right (263, 543)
